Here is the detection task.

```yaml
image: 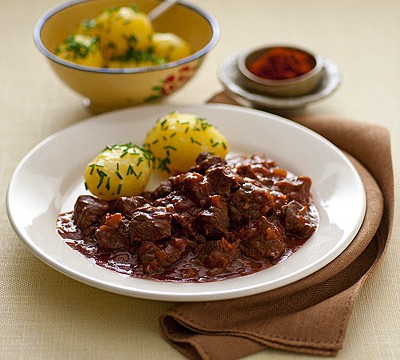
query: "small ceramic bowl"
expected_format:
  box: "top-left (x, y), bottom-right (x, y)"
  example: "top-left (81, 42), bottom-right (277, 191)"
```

top-left (238, 45), bottom-right (324, 97)
top-left (34, 0), bottom-right (219, 113)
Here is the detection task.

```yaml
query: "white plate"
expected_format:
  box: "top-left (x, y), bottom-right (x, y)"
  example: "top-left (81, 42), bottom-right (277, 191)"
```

top-left (7, 104), bottom-right (365, 302)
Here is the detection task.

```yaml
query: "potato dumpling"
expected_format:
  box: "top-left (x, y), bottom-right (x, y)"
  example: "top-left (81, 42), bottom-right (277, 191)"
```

top-left (84, 143), bottom-right (154, 200)
top-left (144, 112), bottom-right (228, 174)
top-left (97, 6), bottom-right (153, 58)
top-left (55, 34), bottom-right (103, 67)
top-left (151, 33), bottom-right (192, 61)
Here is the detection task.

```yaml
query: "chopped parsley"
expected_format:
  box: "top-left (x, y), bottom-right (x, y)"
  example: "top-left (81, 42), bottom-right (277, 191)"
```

top-left (56, 35), bottom-right (99, 59)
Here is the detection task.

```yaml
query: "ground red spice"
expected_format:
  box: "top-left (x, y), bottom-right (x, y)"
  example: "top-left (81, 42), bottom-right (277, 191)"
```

top-left (247, 47), bottom-right (316, 80)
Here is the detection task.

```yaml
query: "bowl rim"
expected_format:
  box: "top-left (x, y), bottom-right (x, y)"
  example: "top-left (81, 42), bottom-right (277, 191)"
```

top-left (237, 44), bottom-right (324, 86)
top-left (33, 0), bottom-right (220, 74)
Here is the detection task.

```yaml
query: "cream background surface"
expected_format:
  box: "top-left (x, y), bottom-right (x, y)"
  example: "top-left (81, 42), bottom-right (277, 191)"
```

top-left (1, 1), bottom-right (399, 359)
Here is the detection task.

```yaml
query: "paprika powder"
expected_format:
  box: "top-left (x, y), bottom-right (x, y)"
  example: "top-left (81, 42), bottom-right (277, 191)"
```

top-left (247, 46), bottom-right (316, 80)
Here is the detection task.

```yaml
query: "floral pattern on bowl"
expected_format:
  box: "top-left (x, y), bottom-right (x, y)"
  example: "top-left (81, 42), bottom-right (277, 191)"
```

top-left (146, 64), bottom-right (198, 101)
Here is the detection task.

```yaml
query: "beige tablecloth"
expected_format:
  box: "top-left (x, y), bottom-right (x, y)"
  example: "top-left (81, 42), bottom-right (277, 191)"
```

top-left (1, 1), bottom-right (399, 359)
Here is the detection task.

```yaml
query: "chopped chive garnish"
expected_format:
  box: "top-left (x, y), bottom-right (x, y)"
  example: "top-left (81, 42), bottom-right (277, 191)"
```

top-left (127, 164), bottom-right (137, 177)
top-left (160, 118), bottom-right (169, 130)
top-left (158, 157), bottom-right (171, 173)
top-left (190, 137), bottom-right (201, 146)
top-left (96, 168), bottom-right (107, 177)
top-left (97, 174), bottom-right (106, 188)
top-left (201, 122), bottom-right (210, 131)
top-left (89, 164), bottom-right (95, 175)
top-left (102, 145), bottom-right (113, 152)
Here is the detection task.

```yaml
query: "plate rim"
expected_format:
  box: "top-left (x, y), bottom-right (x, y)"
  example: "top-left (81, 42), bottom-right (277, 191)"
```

top-left (6, 103), bottom-right (365, 301)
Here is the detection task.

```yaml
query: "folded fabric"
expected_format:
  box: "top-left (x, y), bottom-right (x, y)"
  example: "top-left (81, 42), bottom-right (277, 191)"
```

top-left (159, 92), bottom-right (394, 360)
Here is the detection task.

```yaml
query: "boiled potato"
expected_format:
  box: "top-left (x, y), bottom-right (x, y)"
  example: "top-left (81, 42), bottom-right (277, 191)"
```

top-left (144, 112), bottom-right (228, 174)
top-left (97, 6), bottom-right (153, 58)
top-left (151, 33), bottom-right (192, 61)
top-left (84, 143), bottom-right (154, 200)
top-left (75, 18), bottom-right (99, 37)
top-left (55, 34), bottom-right (103, 67)
top-left (56, 6), bottom-right (193, 69)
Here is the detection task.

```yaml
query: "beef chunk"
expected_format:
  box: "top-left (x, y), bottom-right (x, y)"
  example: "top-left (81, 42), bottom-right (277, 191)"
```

top-left (198, 238), bottom-right (239, 270)
top-left (270, 191), bottom-right (289, 216)
top-left (169, 195), bottom-right (202, 239)
top-left (139, 237), bottom-right (189, 274)
top-left (73, 195), bottom-right (109, 234)
top-left (172, 211), bottom-right (201, 240)
top-left (285, 200), bottom-right (317, 238)
top-left (275, 176), bottom-right (312, 204)
top-left (205, 165), bottom-right (240, 198)
top-left (238, 217), bottom-right (286, 261)
top-left (196, 195), bottom-right (229, 239)
top-left (229, 183), bottom-right (273, 223)
top-left (172, 172), bottom-right (210, 207)
top-left (170, 194), bottom-right (197, 213)
top-left (235, 163), bottom-right (258, 180)
top-left (152, 192), bottom-right (195, 213)
top-left (129, 204), bottom-right (172, 242)
top-left (145, 179), bottom-right (173, 200)
top-left (95, 213), bottom-right (129, 250)
top-left (190, 153), bottom-right (225, 174)
top-left (112, 196), bottom-right (149, 217)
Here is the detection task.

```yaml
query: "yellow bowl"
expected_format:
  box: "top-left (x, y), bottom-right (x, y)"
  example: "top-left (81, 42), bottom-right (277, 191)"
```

top-left (34, 0), bottom-right (219, 112)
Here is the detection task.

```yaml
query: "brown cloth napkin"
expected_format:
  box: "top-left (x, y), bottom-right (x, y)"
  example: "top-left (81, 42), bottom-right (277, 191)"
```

top-left (160, 92), bottom-right (394, 360)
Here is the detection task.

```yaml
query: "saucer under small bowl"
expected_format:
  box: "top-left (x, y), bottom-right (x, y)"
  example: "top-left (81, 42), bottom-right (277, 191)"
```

top-left (218, 52), bottom-right (341, 112)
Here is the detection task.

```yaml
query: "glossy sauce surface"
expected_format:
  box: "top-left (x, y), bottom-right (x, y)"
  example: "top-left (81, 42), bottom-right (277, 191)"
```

top-left (57, 212), bottom-right (310, 282)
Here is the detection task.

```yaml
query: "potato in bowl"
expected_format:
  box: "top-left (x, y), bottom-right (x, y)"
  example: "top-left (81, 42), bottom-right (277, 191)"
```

top-left (54, 5), bottom-right (192, 68)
